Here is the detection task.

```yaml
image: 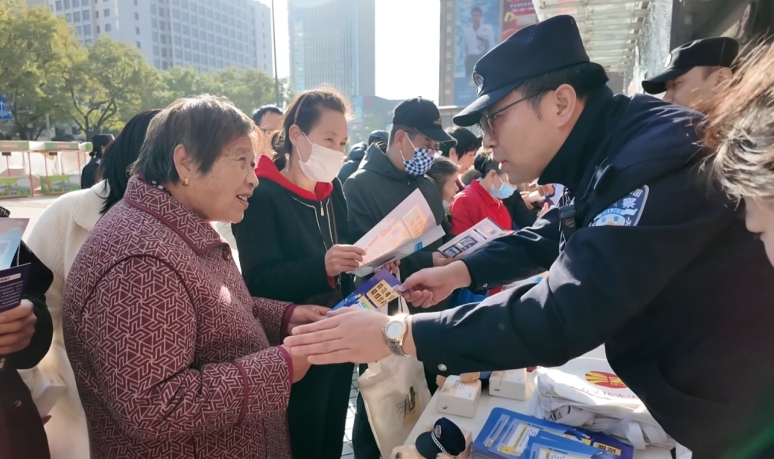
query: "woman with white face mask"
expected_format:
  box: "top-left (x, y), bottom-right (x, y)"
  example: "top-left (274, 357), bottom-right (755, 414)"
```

top-left (232, 89), bottom-right (361, 459)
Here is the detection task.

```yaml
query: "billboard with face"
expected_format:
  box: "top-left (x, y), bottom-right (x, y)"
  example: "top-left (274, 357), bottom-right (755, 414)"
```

top-left (454, 0), bottom-right (501, 106)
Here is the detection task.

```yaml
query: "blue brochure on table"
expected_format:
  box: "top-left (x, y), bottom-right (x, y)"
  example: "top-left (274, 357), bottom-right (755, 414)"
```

top-left (472, 407), bottom-right (633, 459)
top-left (332, 269), bottom-right (401, 311)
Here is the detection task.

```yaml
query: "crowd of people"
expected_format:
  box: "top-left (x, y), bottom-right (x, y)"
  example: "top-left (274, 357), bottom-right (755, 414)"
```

top-left (2, 13), bottom-right (774, 459)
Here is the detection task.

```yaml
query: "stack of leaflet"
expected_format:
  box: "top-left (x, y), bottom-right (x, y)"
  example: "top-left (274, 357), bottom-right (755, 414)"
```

top-left (332, 269), bottom-right (401, 312)
top-left (472, 407), bottom-right (633, 458)
top-left (529, 358), bottom-right (674, 449)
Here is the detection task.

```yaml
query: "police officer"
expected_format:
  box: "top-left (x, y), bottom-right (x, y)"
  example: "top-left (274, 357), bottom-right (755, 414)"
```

top-left (285, 16), bottom-right (774, 458)
top-left (642, 37), bottom-right (738, 113)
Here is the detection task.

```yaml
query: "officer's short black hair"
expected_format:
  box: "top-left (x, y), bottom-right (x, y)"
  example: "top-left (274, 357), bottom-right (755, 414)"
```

top-left (517, 62), bottom-right (609, 115)
top-left (252, 104), bottom-right (283, 126)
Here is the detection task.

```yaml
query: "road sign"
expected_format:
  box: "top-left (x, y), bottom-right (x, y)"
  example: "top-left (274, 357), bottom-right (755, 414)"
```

top-left (0, 96), bottom-right (12, 120)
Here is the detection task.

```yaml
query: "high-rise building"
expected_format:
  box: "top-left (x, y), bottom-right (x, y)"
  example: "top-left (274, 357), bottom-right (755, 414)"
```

top-left (35, 0), bottom-right (273, 74)
top-left (288, 0), bottom-right (375, 101)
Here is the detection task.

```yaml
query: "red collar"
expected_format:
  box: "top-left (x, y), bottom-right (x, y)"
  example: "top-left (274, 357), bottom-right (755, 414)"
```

top-left (255, 155), bottom-right (333, 201)
top-left (124, 176), bottom-right (226, 255)
top-left (470, 180), bottom-right (500, 207)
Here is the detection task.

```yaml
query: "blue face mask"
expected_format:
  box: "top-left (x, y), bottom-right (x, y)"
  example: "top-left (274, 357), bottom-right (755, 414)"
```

top-left (490, 180), bottom-right (516, 200)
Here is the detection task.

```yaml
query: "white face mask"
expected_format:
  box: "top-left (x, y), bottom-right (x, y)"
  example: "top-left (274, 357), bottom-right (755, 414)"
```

top-left (297, 134), bottom-right (345, 183)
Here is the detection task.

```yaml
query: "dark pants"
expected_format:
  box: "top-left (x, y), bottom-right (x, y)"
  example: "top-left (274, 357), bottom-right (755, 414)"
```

top-left (288, 362), bottom-right (354, 459)
top-left (352, 363), bottom-right (438, 459)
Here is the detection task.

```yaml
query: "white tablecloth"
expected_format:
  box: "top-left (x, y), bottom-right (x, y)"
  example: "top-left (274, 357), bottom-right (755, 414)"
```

top-left (404, 347), bottom-right (671, 459)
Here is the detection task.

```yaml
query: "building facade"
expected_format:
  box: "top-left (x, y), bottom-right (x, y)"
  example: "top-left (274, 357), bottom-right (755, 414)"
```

top-left (287, 0), bottom-right (375, 101)
top-left (37, 0), bottom-right (273, 74)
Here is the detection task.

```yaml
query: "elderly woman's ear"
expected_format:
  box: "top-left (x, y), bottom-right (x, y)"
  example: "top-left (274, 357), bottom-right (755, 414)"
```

top-left (172, 144), bottom-right (195, 184)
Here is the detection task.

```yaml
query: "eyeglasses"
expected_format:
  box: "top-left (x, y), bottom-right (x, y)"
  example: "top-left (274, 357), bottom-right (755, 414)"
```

top-left (477, 92), bottom-right (538, 137)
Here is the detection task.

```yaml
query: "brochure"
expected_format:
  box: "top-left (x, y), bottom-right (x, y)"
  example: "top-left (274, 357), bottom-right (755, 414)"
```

top-left (332, 269), bottom-right (401, 311)
top-left (350, 189), bottom-right (444, 277)
top-left (438, 217), bottom-right (512, 259)
top-left (472, 407), bottom-right (633, 459)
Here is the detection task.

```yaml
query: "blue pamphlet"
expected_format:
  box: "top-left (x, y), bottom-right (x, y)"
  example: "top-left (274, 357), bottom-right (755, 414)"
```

top-left (332, 269), bottom-right (401, 311)
top-left (472, 407), bottom-right (633, 459)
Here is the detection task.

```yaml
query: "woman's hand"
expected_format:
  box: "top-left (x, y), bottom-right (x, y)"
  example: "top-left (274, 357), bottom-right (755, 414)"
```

top-left (0, 300), bottom-right (36, 354)
top-left (280, 345), bottom-right (312, 382)
top-left (287, 305), bottom-right (329, 335)
top-left (325, 244), bottom-right (366, 277)
top-left (378, 260), bottom-right (400, 277)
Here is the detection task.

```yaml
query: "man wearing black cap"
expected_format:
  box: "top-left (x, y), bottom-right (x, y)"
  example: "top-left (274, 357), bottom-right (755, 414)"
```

top-left (642, 37), bottom-right (738, 112)
top-left (343, 97), bottom-right (456, 459)
top-left (286, 15), bottom-right (774, 459)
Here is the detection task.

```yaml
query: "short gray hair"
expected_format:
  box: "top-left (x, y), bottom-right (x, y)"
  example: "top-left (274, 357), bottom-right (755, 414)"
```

top-left (133, 94), bottom-right (255, 184)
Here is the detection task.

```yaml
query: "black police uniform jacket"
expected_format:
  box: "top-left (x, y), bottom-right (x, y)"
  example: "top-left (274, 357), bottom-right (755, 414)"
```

top-left (411, 87), bottom-right (774, 458)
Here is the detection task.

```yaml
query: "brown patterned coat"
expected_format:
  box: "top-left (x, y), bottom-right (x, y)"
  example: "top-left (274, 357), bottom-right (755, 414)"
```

top-left (63, 177), bottom-right (295, 459)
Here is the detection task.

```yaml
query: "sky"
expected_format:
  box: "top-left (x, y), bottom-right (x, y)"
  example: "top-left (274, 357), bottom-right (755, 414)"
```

top-left (254, 0), bottom-right (441, 102)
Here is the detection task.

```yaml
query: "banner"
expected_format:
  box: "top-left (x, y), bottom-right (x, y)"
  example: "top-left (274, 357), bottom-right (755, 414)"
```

top-left (454, 0), bottom-right (502, 106)
top-left (501, 0), bottom-right (538, 41)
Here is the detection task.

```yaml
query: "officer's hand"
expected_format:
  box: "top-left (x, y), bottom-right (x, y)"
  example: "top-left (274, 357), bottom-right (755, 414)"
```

top-left (399, 261), bottom-right (472, 308)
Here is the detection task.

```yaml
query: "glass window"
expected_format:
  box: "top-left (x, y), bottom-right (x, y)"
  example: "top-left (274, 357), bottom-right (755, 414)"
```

top-left (182, 25), bottom-right (189, 35)
top-left (134, 0), bottom-right (138, 5)
top-left (96, 24), bottom-right (100, 33)
top-left (64, 0), bottom-right (70, 8)
top-left (150, 4), bottom-right (156, 14)
top-left (73, 0), bottom-right (79, 6)
top-left (65, 13), bottom-right (71, 21)
top-left (171, 0), bottom-right (179, 4)
top-left (184, 51), bottom-right (191, 60)
top-left (154, 58), bottom-right (160, 68)
top-left (103, 8), bottom-right (110, 17)
top-left (83, 9), bottom-right (90, 20)
top-left (135, 12), bottom-right (139, 20)
top-left (73, 11), bottom-right (80, 21)
top-left (83, 24), bottom-right (91, 35)
top-left (173, 22), bottom-right (180, 32)
top-left (105, 23), bottom-right (111, 32)
top-left (136, 27), bottom-right (140, 35)
top-left (172, 9), bottom-right (180, 19)
top-left (199, 18), bottom-right (205, 27)
top-left (76, 26), bottom-right (82, 35)
top-left (175, 49), bottom-right (182, 58)
top-left (136, 41), bottom-right (141, 49)
top-left (152, 31), bottom-right (158, 41)
top-left (95, 10), bottom-right (98, 18)
top-left (153, 46), bottom-right (159, 56)
top-left (152, 18), bottom-right (157, 28)
top-left (55, 1), bottom-right (62, 11)
top-left (192, 41), bottom-right (199, 51)
top-left (174, 36), bottom-right (181, 45)
top-left (183, 38), bottom-right (190, 48)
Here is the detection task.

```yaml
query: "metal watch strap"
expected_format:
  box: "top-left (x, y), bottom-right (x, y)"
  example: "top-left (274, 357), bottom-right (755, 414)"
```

top-left (387, 339), bottom-right (408, 357)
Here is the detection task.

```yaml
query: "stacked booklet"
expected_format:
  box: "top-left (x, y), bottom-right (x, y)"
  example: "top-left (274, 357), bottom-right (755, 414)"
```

top-left (472, 407), bottom-right (633, 459)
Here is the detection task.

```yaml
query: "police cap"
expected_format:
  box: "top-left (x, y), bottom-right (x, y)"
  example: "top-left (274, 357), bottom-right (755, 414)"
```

top-left (453, 15), bottom-right (590, 127)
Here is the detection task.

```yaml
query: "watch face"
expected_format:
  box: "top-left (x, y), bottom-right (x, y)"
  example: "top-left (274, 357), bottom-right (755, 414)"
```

top-left (385, 321), bottom-right (404, 340)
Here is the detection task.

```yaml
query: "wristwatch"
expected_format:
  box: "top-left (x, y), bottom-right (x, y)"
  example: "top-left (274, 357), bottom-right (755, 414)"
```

top-left (383, 314), bottom-right (409, 357)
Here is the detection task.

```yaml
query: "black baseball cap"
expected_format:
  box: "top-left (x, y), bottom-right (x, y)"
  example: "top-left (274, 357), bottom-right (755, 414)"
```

top-left (642, 37), bottom-right (739, 95)
top-left (393, 97), bottom-right (455, 144)
top-left (453, 15), bottom-right (589, 127)
top-left (415, 417), bottom-right (467, 459)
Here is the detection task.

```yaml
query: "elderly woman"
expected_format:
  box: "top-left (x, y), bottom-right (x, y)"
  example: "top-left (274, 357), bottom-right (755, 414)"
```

top-left (27, 109), bottom-right (161, 459)
top-left (63, 95), bottom-right (322, 459)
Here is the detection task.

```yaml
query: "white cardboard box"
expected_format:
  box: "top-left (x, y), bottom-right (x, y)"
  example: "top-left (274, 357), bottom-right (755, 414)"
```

top-left (437, 375), bottom-right (481, 418)
top-left (488, 369), bottom-right (527, 401)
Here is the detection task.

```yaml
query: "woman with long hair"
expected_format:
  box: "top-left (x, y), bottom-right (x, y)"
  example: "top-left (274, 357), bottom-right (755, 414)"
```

top-left (233, 89), bottom-right (360, 459)
top-left (26, 110), bottom-right (160, 459)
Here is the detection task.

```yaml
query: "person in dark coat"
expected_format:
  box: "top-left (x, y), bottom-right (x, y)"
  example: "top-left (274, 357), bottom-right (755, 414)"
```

top-left (0, 206), bottom-right (54, 459)
top-left (337, 130), bottom-right (387, 183)
top-left (80, 134), bottom-right (113, 189)
top-left (285, 16), bottom-right (774, 458)
top-left (233, 89), bottom-right (360, 459)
